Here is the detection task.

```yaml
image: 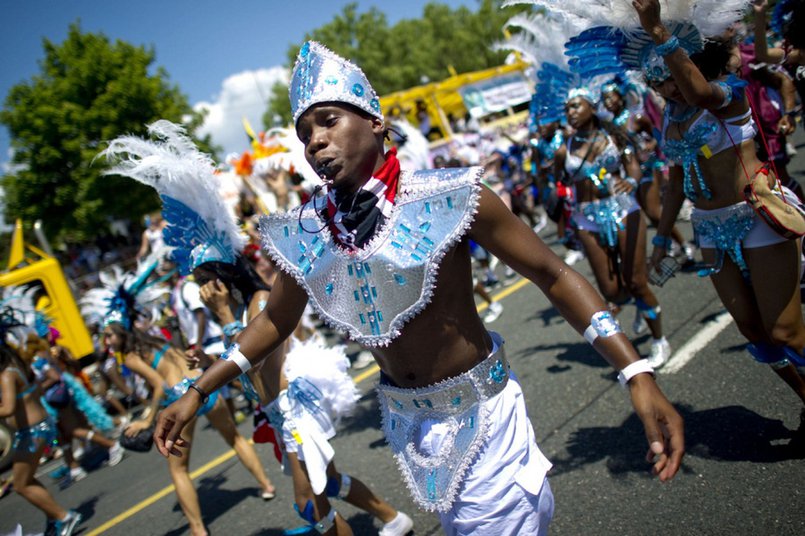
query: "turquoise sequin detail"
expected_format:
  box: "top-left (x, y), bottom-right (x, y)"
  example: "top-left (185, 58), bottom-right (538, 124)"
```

top-left (489, 360), bottom-right (506, 383)
top-left (580, 195), bottom-right (632, 248)
top-left (692, 204), bottom-right (755, 278)
top-left (663, 109), bottom-right (718, 201)
top-left (13, 418), bottom-right (58, 453)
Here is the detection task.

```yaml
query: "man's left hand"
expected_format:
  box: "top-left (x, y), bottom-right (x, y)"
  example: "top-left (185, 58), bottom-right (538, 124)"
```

top-left (628, 373), bottom-right (685, 481)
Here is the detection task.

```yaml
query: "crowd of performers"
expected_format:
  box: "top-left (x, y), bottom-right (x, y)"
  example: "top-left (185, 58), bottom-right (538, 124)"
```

top-left (2, 0), bottom-right (805, 535)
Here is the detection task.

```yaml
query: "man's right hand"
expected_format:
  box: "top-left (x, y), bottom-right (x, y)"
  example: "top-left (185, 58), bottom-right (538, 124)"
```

top-left (154, 393), bottom-right (200, 457)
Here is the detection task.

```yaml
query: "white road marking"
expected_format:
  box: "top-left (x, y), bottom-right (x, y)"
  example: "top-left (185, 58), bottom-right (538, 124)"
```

top-left (661, 311), bottom-right (734, 374)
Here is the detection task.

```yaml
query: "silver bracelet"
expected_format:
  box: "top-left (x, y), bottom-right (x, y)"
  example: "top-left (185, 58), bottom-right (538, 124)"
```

top-left (617, 359), bottom-right (655, 387)
top-left (222, 343), bottom-right (251, 373)
top-left (583, 311), bottom-right (622, 344)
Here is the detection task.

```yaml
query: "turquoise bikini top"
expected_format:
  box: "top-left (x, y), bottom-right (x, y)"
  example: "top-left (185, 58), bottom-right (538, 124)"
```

top-left (151, 344), bottom-right (171, 369)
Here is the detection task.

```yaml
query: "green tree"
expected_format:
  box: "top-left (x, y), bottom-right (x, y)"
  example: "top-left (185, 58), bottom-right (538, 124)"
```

top-left (263, 0), bottom-right (515, 129)
top-left (0, 22), bottom-right (215, 244)
top-left (262, 80), bottom-right (293, 128)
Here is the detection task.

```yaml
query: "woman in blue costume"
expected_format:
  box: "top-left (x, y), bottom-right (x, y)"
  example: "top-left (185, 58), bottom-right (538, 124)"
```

top-left (99, 291), bottom-right (276, 536)
top-left (601, 78), bottom-right (693, 262)
top-left (553, 89), bottom-right (672, 368)
top-left (0, 308), bottom-right (82, 535)
top-left (631, 0), bottom-right (805, 405)
top-left (28, 332), bottom-right (122, 487)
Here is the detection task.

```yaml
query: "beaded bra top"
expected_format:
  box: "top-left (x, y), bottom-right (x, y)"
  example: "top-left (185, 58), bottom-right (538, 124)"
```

top-left (260, 167), bottom-right (482, 347)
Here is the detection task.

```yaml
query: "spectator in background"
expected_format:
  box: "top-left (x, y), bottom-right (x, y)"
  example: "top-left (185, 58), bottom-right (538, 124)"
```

top-left (136, 213), bottom-right (167, 262)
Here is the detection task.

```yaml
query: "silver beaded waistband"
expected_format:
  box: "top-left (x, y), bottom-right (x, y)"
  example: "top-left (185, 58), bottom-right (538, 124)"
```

top-left (377, 331), bottom-right (509, 512)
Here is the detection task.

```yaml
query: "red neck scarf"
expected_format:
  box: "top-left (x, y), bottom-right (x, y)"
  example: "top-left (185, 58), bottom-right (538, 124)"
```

top-left (324, 147), bottom-right (400, 251)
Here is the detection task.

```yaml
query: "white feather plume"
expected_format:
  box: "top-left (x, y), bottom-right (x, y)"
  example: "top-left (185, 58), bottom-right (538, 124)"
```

top-left (495, 10), bottom-right (581, 70)
top-left (393, 119), bottom-right (431, 171)
top-left (283, 336), bottom-right (360, 424)
top-left (1, 286), bottom-right (42, 346)
top-left (101, 120), bottom-right (246, 260)
top-left (693, 0), bottom-right (752, 38)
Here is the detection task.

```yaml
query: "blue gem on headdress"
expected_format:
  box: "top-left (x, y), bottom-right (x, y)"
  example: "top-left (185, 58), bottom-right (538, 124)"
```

top-left (352, 83), bottom-right (364, 97)
top-left (370, 98), bottom-right (380, 112)
top-left (300, 42), bottom-right (310, 58)
top-left (325, 75), bottom-right (338, 85)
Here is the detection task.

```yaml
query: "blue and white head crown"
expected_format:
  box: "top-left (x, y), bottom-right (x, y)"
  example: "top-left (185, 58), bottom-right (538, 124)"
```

top-left (290, 41), bottom-right (384, 126)
top-left (567, 87), bottom-right (597, 104)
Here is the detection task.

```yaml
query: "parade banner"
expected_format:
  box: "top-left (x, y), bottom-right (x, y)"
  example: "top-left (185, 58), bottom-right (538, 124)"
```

top-left (459, 73), bottom-right (532, 118)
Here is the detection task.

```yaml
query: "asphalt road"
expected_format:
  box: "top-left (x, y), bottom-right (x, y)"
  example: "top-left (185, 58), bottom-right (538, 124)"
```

top-left (2, 132), bottom-right (805, 536)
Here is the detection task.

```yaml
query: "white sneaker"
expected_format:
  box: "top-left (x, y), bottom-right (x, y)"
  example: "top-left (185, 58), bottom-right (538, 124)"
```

top-left (563, 249), bottom-right (585, 266)
top-left (682, 242), bottom-right (695, 263)
top-left (352, 351), bottom-right (376, 370)
top-left (54, 510), bottom-right (82, 536)
top-left (483, 301), bottom-right (503, 323)
top-left (647, 337), bottom-right (671, 369)
top-left (107, 442), bottom-right (123, 466)
top-left (379, 511), bottom-right (414, 536)
top-left (633, 309), bottom-right (647, 335)
top-left (533, 212), bottom-right (548, 234)
top-left (70, 466), bottom-right (87, 482)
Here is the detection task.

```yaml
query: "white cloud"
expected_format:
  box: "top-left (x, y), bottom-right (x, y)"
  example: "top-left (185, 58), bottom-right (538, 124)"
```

top-left (194, 66), bottom-right (289, 158)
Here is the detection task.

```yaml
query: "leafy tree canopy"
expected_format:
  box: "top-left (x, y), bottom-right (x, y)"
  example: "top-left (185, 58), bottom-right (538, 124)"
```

top-left (264, 0), bottom-right (516, 127)
top-left (0, 22), bottom-right (216, 244)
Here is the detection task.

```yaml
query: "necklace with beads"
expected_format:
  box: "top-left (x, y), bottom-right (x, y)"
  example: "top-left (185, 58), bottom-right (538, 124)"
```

top-left (572, 130), bottom-right (599, 144)
top-left (668, 104), bottom-right (699, 124)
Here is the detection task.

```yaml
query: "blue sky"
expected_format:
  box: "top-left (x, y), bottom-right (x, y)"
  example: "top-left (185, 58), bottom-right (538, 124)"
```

top-left (0, 0), bottom-right (477, 171)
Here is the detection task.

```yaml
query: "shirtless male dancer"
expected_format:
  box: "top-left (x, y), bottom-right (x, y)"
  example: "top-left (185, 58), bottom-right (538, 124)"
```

top-left (156, 41), bottom-right (684, 535)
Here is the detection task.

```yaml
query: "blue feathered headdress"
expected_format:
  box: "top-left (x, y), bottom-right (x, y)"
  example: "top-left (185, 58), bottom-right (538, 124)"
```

top-left (102, 121), bottom-right (246, 276)
top-left (79, 253), bottom-right (170, 331)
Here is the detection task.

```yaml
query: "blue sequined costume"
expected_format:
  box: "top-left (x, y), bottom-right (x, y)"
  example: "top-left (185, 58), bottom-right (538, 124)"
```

top-left (13, 418), bottom-right (58, 453)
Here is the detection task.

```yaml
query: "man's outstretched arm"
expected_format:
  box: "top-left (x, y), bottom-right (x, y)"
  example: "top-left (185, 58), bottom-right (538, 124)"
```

top-left (154, 270), bottom-right (308, 457)
top-left (469, 185), bottom-right (684, 481)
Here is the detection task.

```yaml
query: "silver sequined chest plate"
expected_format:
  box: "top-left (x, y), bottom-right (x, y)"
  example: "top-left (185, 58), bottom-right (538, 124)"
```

top-left (259, 167), bottom-right (482, 346)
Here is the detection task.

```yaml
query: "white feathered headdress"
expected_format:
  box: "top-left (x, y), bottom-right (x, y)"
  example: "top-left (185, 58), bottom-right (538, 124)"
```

top-left (79, 249), bottom-right (170, 331)
top-left (101, 120), bottom-right (246, 275)
top-left (0, 285), bottom-right (52, 348)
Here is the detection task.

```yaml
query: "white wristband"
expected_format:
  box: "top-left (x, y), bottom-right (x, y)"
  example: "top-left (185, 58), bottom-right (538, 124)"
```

top-left (222, 343), bottom-right (251, 373)
top-left (617, 359), bottom-right (654, 387)
top-left (584, 311), bottom-right (622, 344)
